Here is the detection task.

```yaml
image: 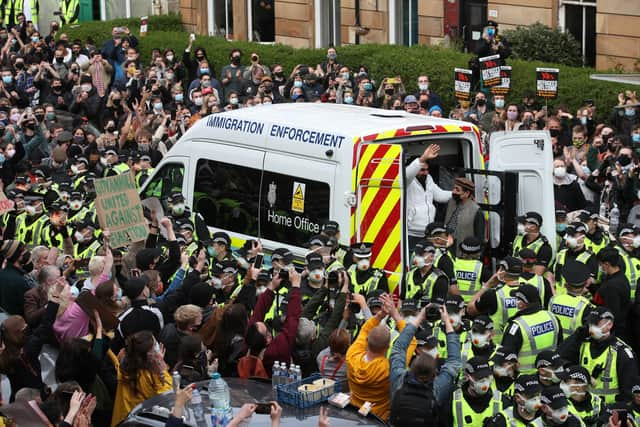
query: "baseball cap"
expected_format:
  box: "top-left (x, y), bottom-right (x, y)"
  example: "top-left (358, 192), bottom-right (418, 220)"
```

top-left (123, 276), bottom-right (150, 300)
top-left (445, 294), bottom-right (465, 312)
top-left (464, 356), bottom-right (492, 379)
top-left (578, 208), bottom-right (598, 222)
top-left (404, 95), bottom-right (418, 104)
top-left (535, 350), bottom-right (564, 369)
top-left (321, 220), bottom-right (340, 236)
top-left (366, 289), bottom-right (384, 309)
top-left (400, 299), bottom-right (419, 315)
top-left (136, 247), bottom-right (163, 270)
top-left (560, 365), bottom-right (590, 385)
top-left (541, 385), bottom-right (568, 410)
top-left (510, 284), bottom-right (540, 306)
top-left (514, 374), bottom-right (542, 396)
top-left (305, 253), bottom-right (324, 270)
top-left (212, 260), bottom-right (238, 276)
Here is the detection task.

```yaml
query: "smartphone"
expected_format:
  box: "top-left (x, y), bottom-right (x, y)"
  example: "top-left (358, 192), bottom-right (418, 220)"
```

top-left (616, 410), bottom-right (628, 426)
top-left (387, 77), bottom-right (400, 84)
top-left (253, 253), bottom-right (264, 270)
top-left (255, 402), bottom-right (271, 414)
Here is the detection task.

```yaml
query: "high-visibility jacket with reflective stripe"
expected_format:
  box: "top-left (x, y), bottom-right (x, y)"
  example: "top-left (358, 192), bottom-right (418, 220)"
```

top-left (518, 274), bottom-right (546, 303)
top-left (580, 338), bottom-right (629, 404)
top-left (568, 393), bottom-right (602, 426)
top-left (513, 235), bottom-right (548, 260)
top-left (490, 284), bottom-right (520, 343)
top-left (404, 267), bottom-right (444, 300)
top-left (615, 246), bottom-right (639, 301)
top-left (452, 388), bottom-right (503, 427)
top-left (549, 293), bottom-right (591, 337)
top-left (498, 407), bottom-right (544, 427)
top-left (554, 249), bottom-right (593, 294)
top-left (512, 310), bottom-right (560, 373)
top-left (348, 264), bottom-right (383, 296)
top-left (4, 0), bottom-right (39, 26)
top-left (454, 258), bottom-right (483, 302)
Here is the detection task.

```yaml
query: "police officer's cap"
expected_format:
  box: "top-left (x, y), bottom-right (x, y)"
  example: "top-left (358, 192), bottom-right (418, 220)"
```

top-left (130, 151), bottom-right (142, 162)
top-left (425, 222), bottom-right (447, 237)
top-left (321, 220), bottom-right (340, 236)
top-left (257, 269), bottom-right (271, 283)
top-left (518, 248), bottom-right (537, 263)
top-left (70, 191), bottom-right (83, 201)
top-left (56, 130), bottom-right (73, 143)
top-left (15, 175), bottom-right (29, 184)
top-left (445, 294), bottom-right (465, 311)
top-left (366, 289), bottom-right (384, 309)
top-left (491, 346), bottom-right (518, 365)
top-left (415, 326), bottom-right (437, 347)
top-left (168, 192), bottom-right (185, 203)
top-left (540, 385), bottom-right (568, 410)
top-left (308, 234), bottom-right (331, 248)
top-left (464, 356), bottom-right (492, 379)
top-left (58, 182), bottom-right (72, 192)
top-left (75, 156), bottom-right (89, 166)
top-left (272, 248), bottom-right (294, 264)
top-left (617, 223), bottom-right (635, 237)
top-left (49, 201), bottom-right (68, 212)
top-left (211, 231), bottom-right (231, 247)
top-left (305, 252), bottom-right (324, 270)
top-left (212, 260), bottom-right (237, 276)
top-left (83, 173), bottom-right (96, 184)
top-left (586, 306), bottom-right (614, 324)
top-left (175, 235), bottom-right (187, 246)
top-left (6, 189), bottom-right (24, 199)
top-left (524, 212), bottom-right (543, 227)
top-left (559, 365), bottom-right (590, 384)
top-left (513, 374), bottom-right (542, 396)
top-left (23, 192), bottom-right (43, 203)
top-left (510, 284), bottom-right (540, 306)
top-left (105, 148), bottom-right (118, 156)
top-left (460, 237), bottom-right (482, 254)
top-left (413, 241), bottom-right (436, 256)
top-left (400, 299), bottom-right (419, 315)
top-left (77, 217), bottom-right (96, 230)
top-left (140, 154), bottom-right (151, 162)
top-left (471, 315), bottom-right (494, 333)
top-left (555, 209), bottom-right (567, 219)
top-left (578, 208), bottom-right (598, 222)
top-left (535, 350), bottom-right (564, 369)
top-left (176, 219), bottom-right (194, 232)
top-left (631, 376), bottom-right (640, 394)
top-left (562, 259), bottom-right (590, 287)
top-left (566, 221), bottom-right (587, 235)
top-left (499, 256), bottom-right (522, 275)
top-left (351, 242), bottom-right (373, 258)
top-left (33, 169), bottom-right (46, 178)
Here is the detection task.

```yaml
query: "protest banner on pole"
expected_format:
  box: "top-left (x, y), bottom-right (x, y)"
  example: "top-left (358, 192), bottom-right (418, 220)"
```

top-left (95, 173), bottom-right (149, 249)
top-left (454, 68), bottom-right (473, 101)
top-left (536, 67), bottom-right (559, 99)
top-left (479, 55), bottom-right (501, 87)
top-left (490, 66), bottom-right (511, 95)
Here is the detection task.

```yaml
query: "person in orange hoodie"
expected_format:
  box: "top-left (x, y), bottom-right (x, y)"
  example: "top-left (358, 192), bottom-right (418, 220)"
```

top-left (346, 293), bottom-right (414, 421)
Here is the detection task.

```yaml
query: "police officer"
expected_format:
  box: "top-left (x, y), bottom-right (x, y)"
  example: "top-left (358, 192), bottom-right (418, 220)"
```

top-left (451, 356), bottom-right (504, 427)
top-left (485, 374), bottom-right (544, 427)
top-left (491, 346), bottom-right (519, 396)
top-left (72, 219), bottom-right (101, 261)
top-left (467, 256), bottom-right (523, 343)
top-left (176, 219), bottom-right (199, 256)
top-left (210, 259), bottom-right (241, 305)
top-left (614, 224), bottom-right (640, 304)
top-left (32, 169), bottom-right (51, 196)
top-left (347, 242), bottom-right (388, 296)
top-left (558, 307), bottom-right (638, 404)
top-left (579, 208), bottom-right (609, 255)
top-left (301, 252), bottom-right (325, 301)
top-left (208, 231), bottom-right (234, 262)
top-left (264, 248), bottom-right (293, 329)
top-left (308, 234), bottom-right (343, 275)
top-left (629, 376), bottom-right (640, 426)
top-left (67, 191), bottom-right (93, 225)
top-left (321, 220), bottom-right (350, 267)
top-left (425, 222), bottom-right (456, 285)
top-left (40, 201), bottom-right (72, 251)
top-left (553, 222), bottom-right (598, 295)
top-left (501, 284), bottom-right (562, 374)
top-left (594, 247), bottom-right (631, 343)
top-left (454, 237), bottom-right (490, 303)
top-left (539, 385), bottom-right (586, 427)
top-left (167, 192), bottom-right (192, 223)
top-left (512, 211), bottom-right (553, 275)
top-left (432, 294), bottom-right (470, 361)
top-left (15, 194), bottom-right (48, 246)
top-left (402, 241), bottom-right (448, 302)
top-left (519, 248), bottom-right (553, 307)
top-left (60, 0), bottom-right (80, 26)
top-left (548, 260), bottom-right (594, 338)
top-left (103, 148), bottom-right (130, 176)
top-left (71, 157), bottom-right (90, 190)
top-left (468, 315), bottom-right (497, 359)
top-left (560, 366), bottom-right (603, 427)
top-left (535, 350), bottom-right (565, 389)
top-left (132, 153), bottom-right (154, 188)
top-left (0, 189), bottom-right (25, 239)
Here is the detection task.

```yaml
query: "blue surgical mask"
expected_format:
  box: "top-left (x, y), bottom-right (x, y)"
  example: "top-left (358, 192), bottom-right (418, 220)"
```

top-left (154, 341), bottom-right (161, 354)
top-left (293, 80), bottom-right (303, 88)
top-left (580, 116), bottom-right (588, 125)
top-left (2, 76), bottom-right (11, 84)
top-left (363, 82), bottom-right (373, 91)
top-left (175, 93), bottom-right (183, 102)
top-left (291, 93), bottom-right (301, 101)
top-left (625, 108), bottom-right (636, 117)
top-left (494, 99), bottom-right (505, 109)
top-left (207, 246), bottom-right (217, 257)
top-left (581, 166), bottom-right (591, 175)
top-left (632, 134), bottom-right (640, 144)
top-left (199, 68), bottom-right (210, 75)
top-left (0, 153), bottom-right (4, 164)
top-left (556, 223), bottom-right (567, 233)
top-left (116, 287), bottom-right (123, 300)
top-left (487, 28), bottom-right (495, 37)
top-left (344, 96), bottom-right (354, 104)
top-left (153, 102), bottom-right (163, 111)
top-left (31, 36), bottom-right (39, 43)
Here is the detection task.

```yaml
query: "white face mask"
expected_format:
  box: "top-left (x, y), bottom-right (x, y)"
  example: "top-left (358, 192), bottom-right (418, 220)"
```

top-left (5, 148), bottom-right (16, 158)
top-left (25, 205), bottom-right (37, 216)
top-left (357, 259), bottom-right (370, 271)
top-left (470, 376), bottom-right (492, 395)
top-left (521, 395), bottom-right (541, 414)
top-left (414, 256), bottom-right (426, 268)
top-left (211, 277), bottom-right (223, 289)
top-left (633, 235), bottom-right (640, 249)
top-left (81, 84), bottom-right (92, 92)
top-left (309, 269), bottom-right (324, 283)
top-left (554, 166), bottom-right (567, 178)
top-left (493, 365), bottom-right (512, 378)
top-left (565, 235), bottom-right (583, 249)
top-left (418, 83), bottom-right (429, 91)
top-left (471, 332), bottom-right (491, 348)
top-left (74, 231), bottom-right (85, 242)
top-left (549, 407), bottom-right (569, 424)
top-left (449, 313), bottom-right (462, 328)
top-left (172, 204), bottom-right (185, 216)
top-left (517, 223), bottom-right (526, 235)
top-left (70, 165), bottom-right (80, 175)
top-left (69, 200), bottom-right (82, 211)
top-left (589, 322), bottom-right (610, 340)
top-left (100, 157), bottom-right (109, 166)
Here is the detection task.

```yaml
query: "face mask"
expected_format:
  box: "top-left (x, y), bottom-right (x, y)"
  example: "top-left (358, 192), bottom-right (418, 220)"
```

top-left (231, 56), bottom-right (241, 65)
top-left (309, 269), bottom-right (324, 283)
top-left (26, 205), bottom-right (37, 216)
top-left (6, 148), bottom-right (15, 158)
top-left (487, 28), bottom-right (495, 37)
top-left (116, 287), bottom-right (123, 300)
top-left (357, 259), bottom-right (370, 271)
top-left (194, 97), bottom-right (203, 106)
top-left (172, 204), bottom-right (185, 216)
top-left (625, 108), bottom-right (636, 117)
top-left (153, 102), bottom-right (163, 111)
top-left (633, 134), bottom-right (640, 144)
top-left (0, 153), bottom-right (4, 164)
top-left (493, 365), bottom-right (512, 378)
top-left (341, 72), bottom-right (350, 80)
top-left (229, 97), bottom-right (239, 105)
top-left (507, 111), bottom-right (518, 121)
top-left (522, 396), bottom-right (541, 414)
top-left (81, 84), bottom-right (92, 92)
top-left (384, 88), bottom-right (394, 96)
top-left (554, 166), bottom-right (567, 178)
top-left (154, 341), bottom-right (161, 354)
top-left (572, 138), bottom-right (586, 148)
top-left (327, 53), bottom-right (337, 60)
top-left (211, 277), bottom-right (223, 289)
top-left (580, 116), bottom-right (588, 126)
top-left (633, 235), bottom-right (640, 248)
top-left (70, 165), bottom-right (80, 175)
top-left (69, 200), bottom-right (82, 210)
top-left (449, 313), bottom-right (462, 328)
top-left (2, 76), bottom-right (12, 84)
top-left (293, 80), bottom-right (303, 88)
top-left (263, 101), bottom-right (272, 105)
top-left (363, 82), bottom-right (373, 91)
top-left (344, 96), bottom-right (354, 104)
top-left (476, 99), bottom-right (486, 106)
top-left (470, 377), bottom-right (492, 395)
top-left (426, 347), bottom-right (439, 359)
top-left (174, 93), bottom-right (183, 102)
top-left (100, 157), bottom-right (108, 166)
top-left (414, 256), bottom-right (426, 268)
top-left (207, 246), bottom-right (217, 257)
top-left (517, 223), bottom-right (526, 235)
top-left (556, 223), bottom-right (567, 233)
top-left (494, 99), bottom-right (505, 109)
top-left (74, 231), bottom-right (85, 242)
top-left (418, 83), bottom-right (429, 91)
top-left (581, 166), bottom-right (591, 175)
top-left (549, 407), bottom-right (569, 424)
top-left (566, 235), bottom-right (584, 249)
top-left (127, 56), bottom-right (136, 62)
top-left (589, 323), bottom-right (609, 340)
top-left (471, 332), bottom-right (491, 348)
top-left (166, 54), bottom-right (174, 62)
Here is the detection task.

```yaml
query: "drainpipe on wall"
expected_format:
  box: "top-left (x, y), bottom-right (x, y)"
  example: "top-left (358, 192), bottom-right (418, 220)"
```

top-left (353, 0), bottom-right (370, 44)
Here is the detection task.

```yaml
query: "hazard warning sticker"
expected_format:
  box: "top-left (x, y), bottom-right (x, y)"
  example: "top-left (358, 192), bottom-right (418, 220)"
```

top-left (291, 182), bottom-right (306, 213)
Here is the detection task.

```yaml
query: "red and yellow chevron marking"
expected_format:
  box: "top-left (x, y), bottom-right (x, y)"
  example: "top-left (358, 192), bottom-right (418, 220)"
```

top-left (349, 124), bottom-right (483, 292)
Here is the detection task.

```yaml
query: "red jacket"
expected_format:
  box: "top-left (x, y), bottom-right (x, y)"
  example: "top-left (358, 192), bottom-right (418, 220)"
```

top-left (250, 287), bottom-right (302, 376)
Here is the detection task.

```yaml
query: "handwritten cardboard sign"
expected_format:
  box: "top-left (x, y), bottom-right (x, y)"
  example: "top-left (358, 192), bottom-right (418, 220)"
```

top-left (95, 173), bottom-right (149, 249)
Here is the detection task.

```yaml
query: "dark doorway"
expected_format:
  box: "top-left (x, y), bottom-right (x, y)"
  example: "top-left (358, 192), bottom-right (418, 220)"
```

top-left (253, 0), bottom-right (275, 42)
top-left (460, 0), bottom-right (487, 54)
top-left (402, 0), bottom-right (419, 46)
top-left (565, 3), bottom-right (596, 66)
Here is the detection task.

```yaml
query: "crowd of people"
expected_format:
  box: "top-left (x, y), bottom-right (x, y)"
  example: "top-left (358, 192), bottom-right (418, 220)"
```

top-left (0, 14), bottom-right (638, 427)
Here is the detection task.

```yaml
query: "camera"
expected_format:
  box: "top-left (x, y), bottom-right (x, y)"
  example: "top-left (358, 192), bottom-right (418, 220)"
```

top-left (425, 303), bottom-right (441, 322)
top-left (278, 268), bottom-right (289, 281)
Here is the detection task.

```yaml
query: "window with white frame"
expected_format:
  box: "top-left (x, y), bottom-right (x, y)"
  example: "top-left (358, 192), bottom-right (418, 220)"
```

top-left (559, 0), bottom-right (596, 66)
top-left (315, 0), bottom-right (341, 48)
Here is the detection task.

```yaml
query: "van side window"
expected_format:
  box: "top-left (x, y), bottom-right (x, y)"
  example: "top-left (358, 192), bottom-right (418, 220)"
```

top-left (140, 163), bottom-right (185, 210)
top-left (193, 159), bottom-right (261, 236)
top-left (261, 172), bottom-right (330, 247)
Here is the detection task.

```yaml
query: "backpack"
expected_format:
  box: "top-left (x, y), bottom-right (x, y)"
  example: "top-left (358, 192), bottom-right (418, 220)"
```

top-left (389, 375), bottom-right (438, 427)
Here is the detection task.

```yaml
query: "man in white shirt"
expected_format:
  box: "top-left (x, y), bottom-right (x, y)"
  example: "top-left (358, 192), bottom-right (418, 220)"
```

top-left (406, 144), bottom-right (452, 250)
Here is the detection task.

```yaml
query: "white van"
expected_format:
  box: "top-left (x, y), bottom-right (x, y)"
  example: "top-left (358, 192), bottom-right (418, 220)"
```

top-left (139, 103), bottom-right (555, 290)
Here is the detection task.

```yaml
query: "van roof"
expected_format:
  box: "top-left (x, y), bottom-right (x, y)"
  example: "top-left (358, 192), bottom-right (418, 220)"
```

top-left (185, 103), bottom-right (475, 144)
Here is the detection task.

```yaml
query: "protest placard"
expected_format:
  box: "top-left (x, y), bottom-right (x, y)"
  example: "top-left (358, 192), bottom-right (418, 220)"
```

top-left (0, 191), bottom-right (14, 215)
top-left (95, 173), bottom-right (149, 249)
top-left (479, 55), bottom-right (501, 87)
top-left (536, 67), bottom-right (559, 99)
top-left (490, 66), bottom-right (511, 95)
top-left (454, 68), bottom-right (473, 100)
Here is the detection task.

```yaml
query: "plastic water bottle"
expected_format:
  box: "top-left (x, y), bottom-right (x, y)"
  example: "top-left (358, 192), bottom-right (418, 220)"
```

top-left (287, 364), bottom-right (296, 384)
top-left (599, 202), bottom-right (607, 220)
top-left (189, 388), bottom-right (205, 422)
top-left (272, 362), bottom-right (281, 389)
top-left (209, 373), bottom-right (231, 426)
top-left (171, 371), bottom-right (181, 394)
top-left (610, 204), bottom-right (620, 235)
top-left (295, 365), bottom-right (302, 381)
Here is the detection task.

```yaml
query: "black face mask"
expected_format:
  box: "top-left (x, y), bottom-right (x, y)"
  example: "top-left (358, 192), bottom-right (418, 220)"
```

top-left (420, 101), bottom-right (429, 110)
top-left (452, 193), bottom-right (462, 202)
top-left (476, 99), bottom-right (486, 107)
top-left (274, 72), bottom-right (283, 79)
top-left (231, 56), bottom-right (241, 65)
top-left (15, 63), bottom-right (24, 70)
top-left (24, 122), bottom-right (36, 130)
top-left (55, 57), bottom-right (64, 63)
top-left (549, 129), bottom-right (560, 138)
top-left (385, 88), bottom-right (394, 96)
top-left (34, 113), bottom-right (44, 122)
top-left (618, 155), bottom-right (632, 167)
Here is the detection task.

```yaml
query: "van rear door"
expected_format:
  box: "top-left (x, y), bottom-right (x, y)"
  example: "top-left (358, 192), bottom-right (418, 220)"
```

top-left (488, 131), bottom-right (555, 255)
top-left (354, 142), bottom-right (404, 293)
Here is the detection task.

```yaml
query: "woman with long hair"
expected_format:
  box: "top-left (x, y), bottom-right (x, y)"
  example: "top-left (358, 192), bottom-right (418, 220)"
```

top-left (110, 330), bottom-right (172, 426)
top-left (212, 303), bottom-right (248, 377)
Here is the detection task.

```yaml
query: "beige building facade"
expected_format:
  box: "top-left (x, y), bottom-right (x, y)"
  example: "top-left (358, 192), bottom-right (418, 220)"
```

top-left (180, 0), bottom-right (640, 70)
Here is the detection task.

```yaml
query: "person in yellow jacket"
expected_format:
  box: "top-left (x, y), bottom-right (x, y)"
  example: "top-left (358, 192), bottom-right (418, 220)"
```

top-left (110, 330), bottom-right (172, 426)
top-left (346, 292), bottom-right (413, 421)
top-left (59, 0), bottom-right (79, 26)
